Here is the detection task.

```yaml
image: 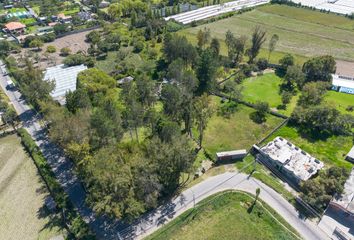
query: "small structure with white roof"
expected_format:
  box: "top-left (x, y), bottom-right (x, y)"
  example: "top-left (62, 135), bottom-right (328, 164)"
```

top-left (346, 146), bottom-right (354, 163)
top-left (216, 149), bottom-right (247, 161)
top-left (43, 64), bottom-right (87, 105)
top-left (257, 137), bottom-right (324, 184)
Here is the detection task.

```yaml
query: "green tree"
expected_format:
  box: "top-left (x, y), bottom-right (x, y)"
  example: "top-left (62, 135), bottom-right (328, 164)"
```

top-left (283, 65), bottom-right (305, 91)
top-left (210, 38), bottom-right (220, 56)
top-left (279, 53), bottom-right (295, 70)
top-left (60, 47), bottom-right (71, 56)
top-left (196, 49), bottom-right (217, 94)
top-left (46, 45), bottom-right (56, 53)
top-left (193, 94), bottom-right (213, 146)
top-left (29, 39), bottom-right (44, 50)
top-left (268, 34), bottom-right (279, 61)
top-left (196, 27), bottom-right (211, 49)
top-left (247, 26), bottom-right (266, 63)
top-left (302, 55), bottom-right (336, 83)
top-left (298, 82), bottom-right (329, 106)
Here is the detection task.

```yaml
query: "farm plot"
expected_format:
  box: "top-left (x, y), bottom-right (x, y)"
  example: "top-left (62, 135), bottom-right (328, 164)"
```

top-left (180, 4), bottom-right (354, 62)
top-left (0, 134), bottom-right (66, 240)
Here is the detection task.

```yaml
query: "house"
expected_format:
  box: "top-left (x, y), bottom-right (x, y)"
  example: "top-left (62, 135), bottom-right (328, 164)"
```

top-left (332, 60), bottom-right (354, 95)
top-left (4, 22), bottom-right (26, 35)
top-left (346, 146), bottom-right (354, 163)
top-left (43, 64), bottom-right (87, 105)
top-left (255, 137), bottom-right (324, 184)
top-left (57, 13), bottom-right (72, 24)
top-left (216, 150), bottom-right (247, 162)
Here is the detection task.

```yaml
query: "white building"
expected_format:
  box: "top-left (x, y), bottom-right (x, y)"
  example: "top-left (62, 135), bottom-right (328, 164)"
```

top-left (291, 0), bottom-right (354, 15)
top-left (331, 60), bottom-right (354, 95)
top-left (257, 137), bottom-right (324, 184)
top-left (43, 64), bottom-right (87, 105)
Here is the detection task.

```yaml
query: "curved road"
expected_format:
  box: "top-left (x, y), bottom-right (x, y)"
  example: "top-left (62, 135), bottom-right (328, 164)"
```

top-left (0, 62), bottom-right (329, 240)
top-left (122, 171), bottom-right (330, 240)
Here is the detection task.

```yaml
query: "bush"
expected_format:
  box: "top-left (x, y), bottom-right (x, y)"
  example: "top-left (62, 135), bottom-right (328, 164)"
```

top-left (133, 41), bottom-right (144, 53)
top-left (257, 58), bottom-right (268, 71)
top-left (60, 47), bottom-right (72, 56)
top-left (17, 128), bottom-right (94, 239)
top-left (46, 45), bottom-right (56, 53)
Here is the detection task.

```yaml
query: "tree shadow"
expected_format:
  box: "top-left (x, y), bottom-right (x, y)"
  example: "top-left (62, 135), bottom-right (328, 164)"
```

top-left (249, 112), bottom-right (266, 124)
top-left (37, 205), bottom-right (65, 233)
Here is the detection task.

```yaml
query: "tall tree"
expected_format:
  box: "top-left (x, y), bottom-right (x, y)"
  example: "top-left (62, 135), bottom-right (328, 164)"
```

top-left (196, 49), bottom-right (217, 94)
top-left (247, 26), bottom-right (266, 63)
top-left (197, 27), bottom-right (211, 49)
top-left (193, 94), bottom-right (213, 146)
top-left (302, 55), bottom-right (336, 83)
top-left (268, 34), bottom-right (279, 62)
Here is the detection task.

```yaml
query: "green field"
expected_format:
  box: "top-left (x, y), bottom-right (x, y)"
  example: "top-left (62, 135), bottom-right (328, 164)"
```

top-left (263, 125), bottom-right (353, 170)
top-left (179, 4), bottom-right (354, 63)
top-left (146, 191), bottom-right (299, 240)
top-left (0, 134), bottom-right (66, 240)
top-left (325, 91), bottom-right (354, 116)
top-left (202, 96), bottom-right (284, 157)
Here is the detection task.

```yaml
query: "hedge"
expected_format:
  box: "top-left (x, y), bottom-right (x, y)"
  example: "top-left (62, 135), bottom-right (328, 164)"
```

top-left (17, 128), bottom-right (95, 240)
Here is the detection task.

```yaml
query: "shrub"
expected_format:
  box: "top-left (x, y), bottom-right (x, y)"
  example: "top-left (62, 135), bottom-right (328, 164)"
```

top-left (46, 45), bottom-right (56, 53)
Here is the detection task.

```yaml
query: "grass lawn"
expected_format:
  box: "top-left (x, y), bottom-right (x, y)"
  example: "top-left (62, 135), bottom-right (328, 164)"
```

top-left (20, 17), bottom-right (37, 25)
top-left (241, 73), bottom-right (282, 107)
top-left (179, 4), bottom-right (354, 62)
top-left (0, 134), bottom-right (66, 240)
top-left (324, 91), bottom-right (354, 116)
top-left (238, 73), bottom-right (298, 116)
top-left (63, 8), bottom-right (80, 16)
top-left (145, 191), bottom-right (300, 240)
top-left (202, 96), bottom-right (284, 157)
top-left (263, 125), bottom-right (353, 170)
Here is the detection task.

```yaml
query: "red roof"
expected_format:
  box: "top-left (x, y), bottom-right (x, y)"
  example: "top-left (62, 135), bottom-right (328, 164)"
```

top-left (5, 22), bottom-right (26, 31)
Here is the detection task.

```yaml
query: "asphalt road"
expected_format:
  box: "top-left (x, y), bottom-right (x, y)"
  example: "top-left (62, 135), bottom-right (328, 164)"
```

top-left (0, 61), bottom-right (330, 240)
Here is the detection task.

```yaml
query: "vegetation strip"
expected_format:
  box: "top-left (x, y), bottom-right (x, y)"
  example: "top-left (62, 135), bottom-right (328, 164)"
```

top-left (17, 128), bottom-right (94, 240)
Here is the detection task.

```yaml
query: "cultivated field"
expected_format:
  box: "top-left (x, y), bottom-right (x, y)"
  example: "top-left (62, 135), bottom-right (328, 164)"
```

top-left (180, 4), bottom-right (354, 63)
top-left (146, 191), bottom-right (299, 240)
top-left (202, 96), bottom-right (284, 157)
top-left (0, 134), bottom-right (66, 240)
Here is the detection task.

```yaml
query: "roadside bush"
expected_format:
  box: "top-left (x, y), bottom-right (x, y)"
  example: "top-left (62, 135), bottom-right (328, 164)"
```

top-left (17, 128), bottom-right (94, 239)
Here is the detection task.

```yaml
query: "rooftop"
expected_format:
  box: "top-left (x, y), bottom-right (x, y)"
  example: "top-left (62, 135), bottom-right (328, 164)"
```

top-left (43, 64), bottom-right (87, 104)
top-left (332, 168), bottom-right (354, 214)
top-left (261, 137), bottom-right (324, 181)
top-left (4, 22), bottom-right (26, 31)
top-left (347, 146), bottom-right (354, 161)
top-left (332, 75), bottom-right (354, 89)
top-left (216, 150), bottom-right (247, 158)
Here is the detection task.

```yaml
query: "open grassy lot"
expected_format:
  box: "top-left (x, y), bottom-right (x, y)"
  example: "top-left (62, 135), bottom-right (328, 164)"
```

top-left (263, 125), bottom-right (353, 170)
top-left (179, 4), bottom-right (354, 63)
top-left (0, 134), bottom-right (66, 240)
top-left (202, 96), bottom-right (284, 157)
top-left (239, 73), bottom-right (298, 116)
top-left (324, 91), bottom-right (354, 116)
top-left (145, 191), bottom-right (299, 240)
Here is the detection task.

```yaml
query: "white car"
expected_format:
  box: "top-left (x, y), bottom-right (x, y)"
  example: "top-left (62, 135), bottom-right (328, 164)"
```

top-left (6, 80), bottom-right (14, 89)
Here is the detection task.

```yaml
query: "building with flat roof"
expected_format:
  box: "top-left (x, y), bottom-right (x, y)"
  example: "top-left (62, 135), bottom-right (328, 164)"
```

top-left (257, 137), bottom-right (324, 183)
top-left (331, 60), bottom-right (354, 95)
top-left (346, 146), bottom-right (354, 163)
top-left (216, 150), bottom-right (247, 161)
top-left (43, 64), bottom-right (87, 105)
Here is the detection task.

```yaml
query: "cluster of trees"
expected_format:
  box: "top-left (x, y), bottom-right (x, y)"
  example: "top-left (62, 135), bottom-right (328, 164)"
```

top-left (277, 55), bottom-right (354, 135)
top-left (0, 96), bottom-right (17, 129)
top-left (301, 167), bottom-right (349, 211)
